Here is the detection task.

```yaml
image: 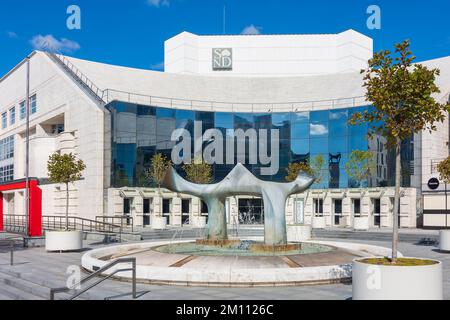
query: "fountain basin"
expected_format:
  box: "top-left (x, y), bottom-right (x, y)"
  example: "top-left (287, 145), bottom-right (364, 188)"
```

top-left (82, 240), bottom-right (398, 287)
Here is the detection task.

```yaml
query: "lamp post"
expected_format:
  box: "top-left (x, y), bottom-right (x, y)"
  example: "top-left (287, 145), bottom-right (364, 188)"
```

top-left (24, 57), bottom-right (30, 237)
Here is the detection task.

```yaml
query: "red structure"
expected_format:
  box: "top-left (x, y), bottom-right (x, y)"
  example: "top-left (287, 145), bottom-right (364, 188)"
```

top-left (0, 179), bottom-right (42, 237)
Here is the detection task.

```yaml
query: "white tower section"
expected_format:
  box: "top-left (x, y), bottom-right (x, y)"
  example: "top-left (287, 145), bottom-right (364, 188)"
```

top-left (164, 29), bottom-right (373, 77)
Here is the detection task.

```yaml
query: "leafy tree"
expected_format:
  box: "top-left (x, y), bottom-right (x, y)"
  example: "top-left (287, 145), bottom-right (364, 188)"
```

top-left (437, 157), bottom-right (450, 184)
top-left (285, 162), bottom-right (314, 182)
top-left (47, 153), bottom-right (86, 231)
top-left (349, 40), bottom-right (450, 262)
top-left (183, 157), bottom-right (213, 184)
top-left (285, 155), bottom-right (324, 183)
top-left (345, 150), bottom-right (376, 188)
top-left (146, 153), bottom-right (171, 192)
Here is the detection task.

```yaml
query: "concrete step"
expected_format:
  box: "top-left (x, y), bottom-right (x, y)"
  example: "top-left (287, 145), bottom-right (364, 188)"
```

top-left (1, 273), bottom-right (51, 299)
top-left (312, 230), bottom-right (439, 243)
top-left (0, 275), bottom-right (44, 300)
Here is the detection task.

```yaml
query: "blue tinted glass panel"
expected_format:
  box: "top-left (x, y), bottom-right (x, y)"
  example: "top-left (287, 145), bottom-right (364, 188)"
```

top-left (329, 137), bottom-right (348, 154)
top-left (291, 139), bottom-right (310, 157)
top-left (310, 138), bottom-right (328, 154)
top-left (292, 112), bottom-right (309, 123)
top-left (291, 122), bottom-right (310, 139)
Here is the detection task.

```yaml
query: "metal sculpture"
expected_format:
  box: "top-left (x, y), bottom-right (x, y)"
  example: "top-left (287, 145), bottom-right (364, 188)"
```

top-left (161, 163), bottom-right (314, 245)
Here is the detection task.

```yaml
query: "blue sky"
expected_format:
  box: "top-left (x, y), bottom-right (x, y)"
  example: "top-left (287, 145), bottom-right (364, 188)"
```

top-left (0, 0), bottom-right (449, 76)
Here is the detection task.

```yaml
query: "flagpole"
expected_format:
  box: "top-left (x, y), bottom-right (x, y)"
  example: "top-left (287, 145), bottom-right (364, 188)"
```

top-left (25, 57), bottom-right (30, 237)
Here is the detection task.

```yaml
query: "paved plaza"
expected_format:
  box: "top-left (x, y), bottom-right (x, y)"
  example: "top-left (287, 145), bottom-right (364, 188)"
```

top-left (0, 236), bottom-right (449, 300)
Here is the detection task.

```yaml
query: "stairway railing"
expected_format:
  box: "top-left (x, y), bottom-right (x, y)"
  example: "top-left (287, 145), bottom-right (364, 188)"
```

top-left (46, 53), bottom-right (106, 104)
top-left (50, 257), bottom-right (137, 300)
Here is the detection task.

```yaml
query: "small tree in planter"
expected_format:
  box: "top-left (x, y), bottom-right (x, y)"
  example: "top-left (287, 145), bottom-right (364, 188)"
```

top-left (183, 157), bottom-right (213, 184)
top-left (47, 153), bottom-right (86, 231)
top-left (286, 155), bottom-right (324, 226)
top-left (345, 150), bottom-right (376, 190)
top-left (349, 40), bottom-right (449, 263)
top-left (437, 157), bottom-right (450, 184)
top-left (345, 150), bottom-right (376, 230)
top-left (350, 40), bottom-right (448, 299)
top-left (145, 153), bottom-right (172, 193)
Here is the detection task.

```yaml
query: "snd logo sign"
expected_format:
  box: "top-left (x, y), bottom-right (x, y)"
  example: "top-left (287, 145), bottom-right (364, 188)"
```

top-left (213, 48), bottom-right (233, 71)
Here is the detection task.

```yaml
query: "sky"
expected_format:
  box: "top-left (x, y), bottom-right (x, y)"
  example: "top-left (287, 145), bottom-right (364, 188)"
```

top-left (0, 0), bottom-right (449, 76)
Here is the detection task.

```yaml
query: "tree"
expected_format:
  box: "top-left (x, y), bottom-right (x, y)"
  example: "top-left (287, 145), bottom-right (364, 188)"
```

top-left (47, 153), bottom-right (86, 231)
top-left (285, 155), bottom-right (324, 184)
top-left (285, 162), bottom-right (314, 182)
top-left (437, 157), bottom-right (450, 184)
top-left (183, 158), bottom-right (213, 184)
top-left (349, 40), bottom-right (450, 263)
top-left (146, 153), bottom-right (171, 192)
top-left (345, 150), bottom-right (376, 188)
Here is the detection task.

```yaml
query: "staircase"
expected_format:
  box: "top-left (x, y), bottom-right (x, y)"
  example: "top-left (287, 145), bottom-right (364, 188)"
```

top-left (140, 227), bottom-right (264, 241)
top-left (46, 52), bottom-right (106, 104)
top-left (312, 229), bottom-right (439, 243)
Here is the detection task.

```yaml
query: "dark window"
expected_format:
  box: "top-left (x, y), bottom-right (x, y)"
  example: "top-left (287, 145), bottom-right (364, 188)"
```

top-left (143, 199), bottom-right (151, 214)
top-left (353, 199), bottom-right (361, 216)
top-left (201, 201), bottom-right (208, 215)
top-left (314, 199), bottom-right (324, 216)
top-left (182, 199), bottom-right (190, 214)
top-left (123, 198), bottom-right (131, 215)
top-left (163, 199), bottom-right (170, 215)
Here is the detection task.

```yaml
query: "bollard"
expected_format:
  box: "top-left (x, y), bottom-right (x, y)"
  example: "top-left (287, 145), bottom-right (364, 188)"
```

top-left (10, 240), bottom-right (14, 266)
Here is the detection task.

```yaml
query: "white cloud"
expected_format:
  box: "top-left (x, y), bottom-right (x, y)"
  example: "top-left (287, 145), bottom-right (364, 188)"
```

top-left (241, 24), bottom-right (262, 35)
top-left (150, 61), bottom-right (164, 71)
top-left (310, 124), bottom-right (328, 136)
top-left (6, 31), bottom-right (18, 39)
top-left (30, 34), bottom-right (80, 53)
top-left (147, 0), bottom-right (170, 7)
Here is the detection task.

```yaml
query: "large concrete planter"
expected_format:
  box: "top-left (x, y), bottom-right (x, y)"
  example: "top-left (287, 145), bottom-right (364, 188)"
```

top-left (45, 230), bottom-right (83, 252)
top-left (312, 216), bottom-right (326, 229)
top-left (287, 225), bottom-right (312, 242)
top-left (352, 258), bottom-right (443, 300)
top-left (190, 216), bottom-right (207, 228)
top-left (151, 216), bottom-right (167, 230)
top-left (440, 230), bottom-right (450, 252)
top-left (353, 216), bottom-right (369, 231)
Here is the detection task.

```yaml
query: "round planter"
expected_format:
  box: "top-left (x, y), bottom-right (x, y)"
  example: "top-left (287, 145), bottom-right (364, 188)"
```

top-left (312, 216), bottom-right (326, 229)
top-left (45, 230), bottom-right (83, 252)
top-left (151, 216), bottom-right (167, 230)
top-left (352, 257), bottom-right (443, 300)
top-left (440, 230), bottom-right (450, 252)
top-left (353, 216), bottom-right (369, 231)
top-left (287, 225), bottom-right (312, 242)
top-left (190, 216), bottom-right (207, 228)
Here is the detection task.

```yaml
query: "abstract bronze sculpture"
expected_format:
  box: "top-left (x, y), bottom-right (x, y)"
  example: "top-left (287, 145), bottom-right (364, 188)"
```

top-left (161, 163), bottom-right (314, 245)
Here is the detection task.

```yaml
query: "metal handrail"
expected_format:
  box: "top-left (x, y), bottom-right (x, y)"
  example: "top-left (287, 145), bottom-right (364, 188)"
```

top-left (2, 215), bottom-right (124, 238)
top-left (49, 52), bottom-right (370, 113)
top-left (95, 216), bottom-right (134, 233)
top-left (50, 257), bottom-right (136, 300)
top-left (104, 88), bottom-right (368, 113)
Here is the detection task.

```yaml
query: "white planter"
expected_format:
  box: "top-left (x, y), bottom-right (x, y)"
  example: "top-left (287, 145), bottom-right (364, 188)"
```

top-left (440, 230), bottom-right (450, 252)
top-left (190, 216), bottom-right (207, 228)
top-left (312, 216), bottom-right (326, 229)
top-left (353, 216), bottom-right (369, 231)
top-left (45, 230), bottom-right (83, 252)
top-left (352, 258), bottom-right (443, 300)
top-left (287, 225), bottom-right (312, 242)
top-left (151, 216), bottom-right (167, 230)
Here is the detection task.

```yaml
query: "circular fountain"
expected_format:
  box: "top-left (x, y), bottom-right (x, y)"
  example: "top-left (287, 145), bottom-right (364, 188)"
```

top-left (82, 165), bottom-right (398, 287)
top-left (82, 238), bottom-right (396, 287)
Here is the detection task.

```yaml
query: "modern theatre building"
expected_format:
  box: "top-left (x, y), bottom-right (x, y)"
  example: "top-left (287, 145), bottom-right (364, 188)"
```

top-left (1, 30), bottom-right (450, 231)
